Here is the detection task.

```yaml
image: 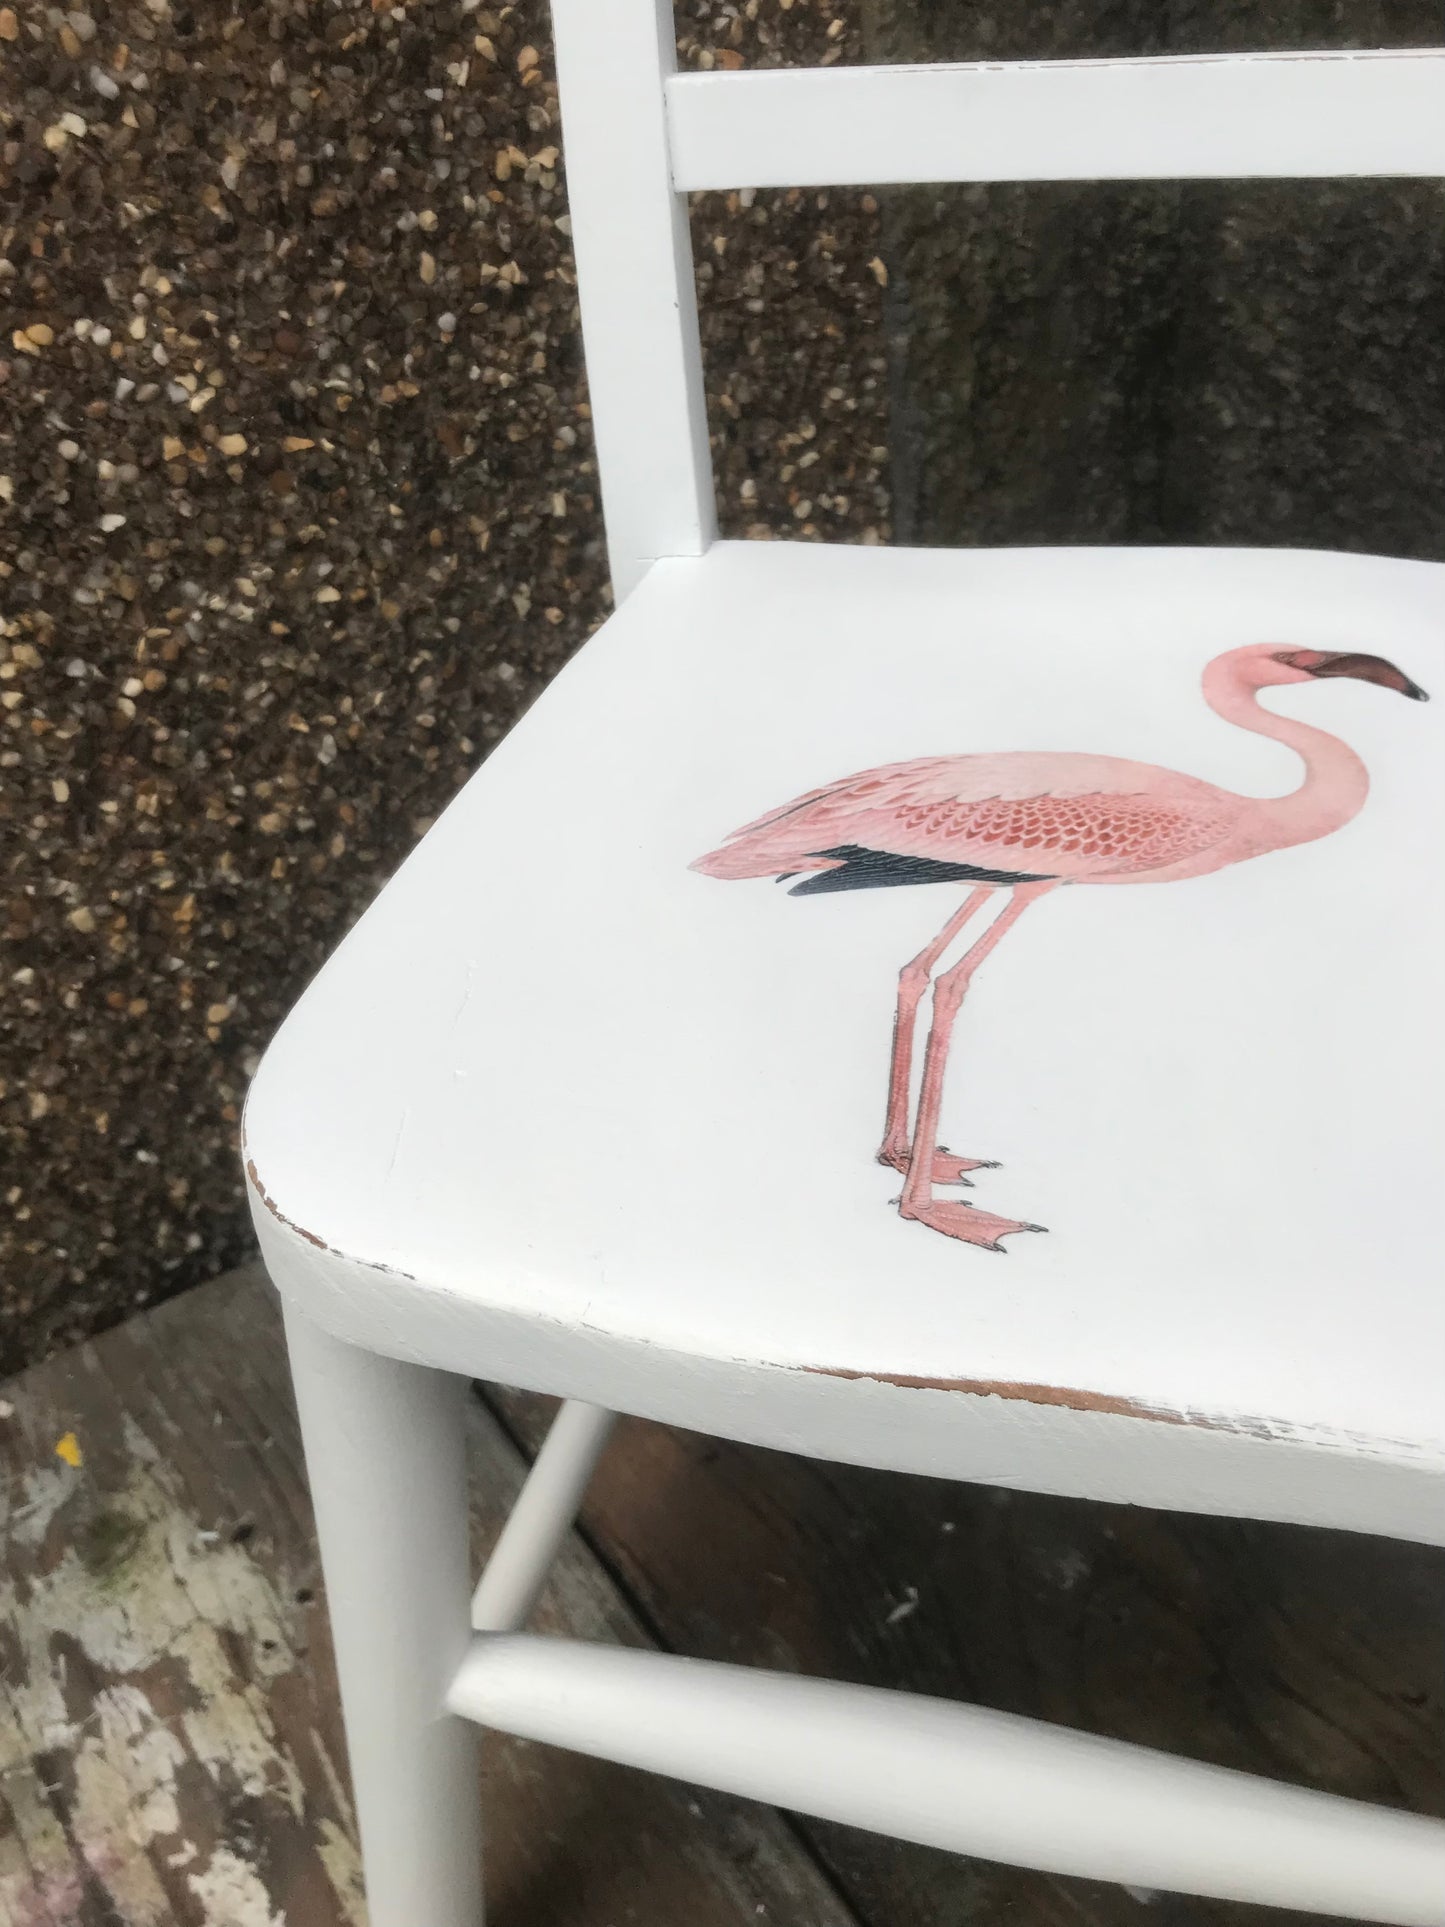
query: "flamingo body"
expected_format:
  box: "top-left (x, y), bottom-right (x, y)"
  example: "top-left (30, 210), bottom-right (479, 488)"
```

top-left (691, 643), bottom-right (1427, 1253)
top-left (693, 750), bottom-right (1248, 891)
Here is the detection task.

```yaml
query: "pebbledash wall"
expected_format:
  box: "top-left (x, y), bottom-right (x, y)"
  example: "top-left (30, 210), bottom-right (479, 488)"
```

top-left (0, 0), bottom-right (887, 1369)
top-left (2, 0), bottom-right (1440, 1370)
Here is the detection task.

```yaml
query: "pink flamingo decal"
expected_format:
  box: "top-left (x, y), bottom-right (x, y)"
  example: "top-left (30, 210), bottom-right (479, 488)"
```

top-left (692, 645), bottom-right (1427, 1251)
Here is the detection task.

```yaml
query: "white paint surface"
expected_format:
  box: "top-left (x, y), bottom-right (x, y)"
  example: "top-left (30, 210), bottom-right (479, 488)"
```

top-left (247, 542), bottom-right (1445, 1540)
top-left (472, 1400), bottom-right (618, 1632)
top-left (447, 1634), bottom-right (1445, 1923)
top-left (283, 1306), bottom-right (483, 1927)
top-left (551, 0), bottom-right (714, 597)
top-left (666, 50), bottom-right (1445, 191)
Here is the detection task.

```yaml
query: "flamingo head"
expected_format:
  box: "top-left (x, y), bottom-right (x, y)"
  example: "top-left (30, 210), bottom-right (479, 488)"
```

top-left (1268, 647), bottom-right (1429, 702)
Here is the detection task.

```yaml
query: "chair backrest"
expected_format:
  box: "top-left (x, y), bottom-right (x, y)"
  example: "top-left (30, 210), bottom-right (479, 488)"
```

top-left (549, 1), bottom-right (1445, 600)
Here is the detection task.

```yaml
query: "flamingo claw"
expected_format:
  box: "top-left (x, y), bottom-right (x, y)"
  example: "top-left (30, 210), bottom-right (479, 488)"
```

top-left (898, 1197), bottom-right (1045, 1249)
top-left (985, 1226), bottom-right (1049, 1251)
top-left (878, 1145), bottom-right (994, 1186)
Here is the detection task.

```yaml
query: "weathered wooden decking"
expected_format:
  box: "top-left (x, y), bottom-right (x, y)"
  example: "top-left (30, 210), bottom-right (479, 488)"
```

top-left (0, 1266), bottom-right (1440, 1927)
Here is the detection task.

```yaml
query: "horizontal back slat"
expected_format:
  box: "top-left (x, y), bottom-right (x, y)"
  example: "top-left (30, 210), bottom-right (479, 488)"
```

top-left (666, 50), bottom-right (1445, 191)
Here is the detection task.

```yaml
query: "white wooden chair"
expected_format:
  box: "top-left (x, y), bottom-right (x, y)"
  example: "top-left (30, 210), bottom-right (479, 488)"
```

top-left (244, 12), bottom-right (1445, 1924)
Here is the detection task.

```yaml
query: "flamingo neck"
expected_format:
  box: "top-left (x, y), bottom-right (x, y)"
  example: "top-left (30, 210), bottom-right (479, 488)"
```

top-left (1203, 658), bottom-right (1370, 851)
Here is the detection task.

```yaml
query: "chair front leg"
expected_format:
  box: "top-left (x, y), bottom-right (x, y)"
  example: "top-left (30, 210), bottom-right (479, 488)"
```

top-left (284, 1303), bottom-right (484, 1927)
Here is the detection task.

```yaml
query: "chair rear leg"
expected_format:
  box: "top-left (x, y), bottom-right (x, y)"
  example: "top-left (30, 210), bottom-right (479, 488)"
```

top-left (472, 1399), bottom-right (618, 1633)
top-left (284, 1302), bottom-right (484, 1927)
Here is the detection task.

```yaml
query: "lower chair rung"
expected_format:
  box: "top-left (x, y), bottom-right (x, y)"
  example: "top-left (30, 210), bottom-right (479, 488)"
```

top-left (446, 1635), bottom-right (1445, 1925)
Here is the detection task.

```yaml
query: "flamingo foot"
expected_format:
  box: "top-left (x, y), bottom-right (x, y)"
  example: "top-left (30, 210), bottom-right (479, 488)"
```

top-left (898, 1197), bottom-right (1046, 1252)
top-left (877, 1142), bottom-right (999, 1185)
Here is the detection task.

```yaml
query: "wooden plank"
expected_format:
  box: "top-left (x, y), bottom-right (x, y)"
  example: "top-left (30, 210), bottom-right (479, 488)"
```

top-left (493, 1389), bottom-right (1445, 1925)
top-left (665, 52), bottom-right (1445, 191)
top-left (0, 1269), bottom-right (859, 1927)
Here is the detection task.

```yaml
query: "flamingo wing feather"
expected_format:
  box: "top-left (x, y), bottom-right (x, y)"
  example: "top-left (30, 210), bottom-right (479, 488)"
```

top-left (692, 752), bottom-right (1241, 884)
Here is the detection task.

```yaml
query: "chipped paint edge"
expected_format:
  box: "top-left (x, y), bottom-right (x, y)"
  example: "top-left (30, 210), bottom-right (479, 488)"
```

top-left (246, 1158), bottom-right (329, 1251)
top-left (803, 1365), bottom-right (1196, 1428)
top-left (242, 1143), bottom-right (1437, 1479)
top-left (800, 1366), bottom-right (1436, 1460)
top-left (243, 1093), bottom-right (1444, 1547)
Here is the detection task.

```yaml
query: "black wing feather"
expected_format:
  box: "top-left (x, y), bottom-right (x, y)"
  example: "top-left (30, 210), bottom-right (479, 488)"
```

top-left (784, 843), bottom-right (1056, 895)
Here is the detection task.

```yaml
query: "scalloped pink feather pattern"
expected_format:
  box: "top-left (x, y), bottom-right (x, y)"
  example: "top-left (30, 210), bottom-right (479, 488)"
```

top-left (693, 752), bottom-right (1242, 884)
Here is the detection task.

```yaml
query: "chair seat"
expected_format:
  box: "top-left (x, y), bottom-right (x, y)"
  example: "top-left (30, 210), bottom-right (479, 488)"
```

top-left (245, 540), bottom-right (1445, 1543)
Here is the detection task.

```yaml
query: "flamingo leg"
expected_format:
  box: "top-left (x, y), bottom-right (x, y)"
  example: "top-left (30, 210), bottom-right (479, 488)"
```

top-left (877, 886), bottom-right (997, 1182)
top-left (899, 881), bottom-right (1058, 1251)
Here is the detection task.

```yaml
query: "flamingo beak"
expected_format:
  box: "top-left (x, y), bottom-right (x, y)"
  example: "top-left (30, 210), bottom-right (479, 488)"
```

top-left (1276, 649), bottom-right (1429, 702)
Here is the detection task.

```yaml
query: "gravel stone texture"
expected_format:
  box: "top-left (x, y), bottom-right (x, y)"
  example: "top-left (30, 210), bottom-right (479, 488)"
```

top-left (1, 0), bottom-right (890, 1369)
top-left (9, 0), bottom-right (1443, 1371)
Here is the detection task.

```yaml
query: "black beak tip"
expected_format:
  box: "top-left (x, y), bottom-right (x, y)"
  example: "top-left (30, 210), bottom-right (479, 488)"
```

top-left (1408, 683), bottom-right (1430, 702)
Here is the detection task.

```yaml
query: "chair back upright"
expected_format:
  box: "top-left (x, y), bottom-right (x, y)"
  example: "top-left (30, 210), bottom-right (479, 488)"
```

top-left (549, 1), bottom-right (1445, 598)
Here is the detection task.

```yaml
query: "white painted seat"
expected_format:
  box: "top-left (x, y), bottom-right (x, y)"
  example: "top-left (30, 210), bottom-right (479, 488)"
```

top-left (247, 8), bottom-right (1445, 1924)
top-left (247, 538), bottom-right (1445, 1545)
